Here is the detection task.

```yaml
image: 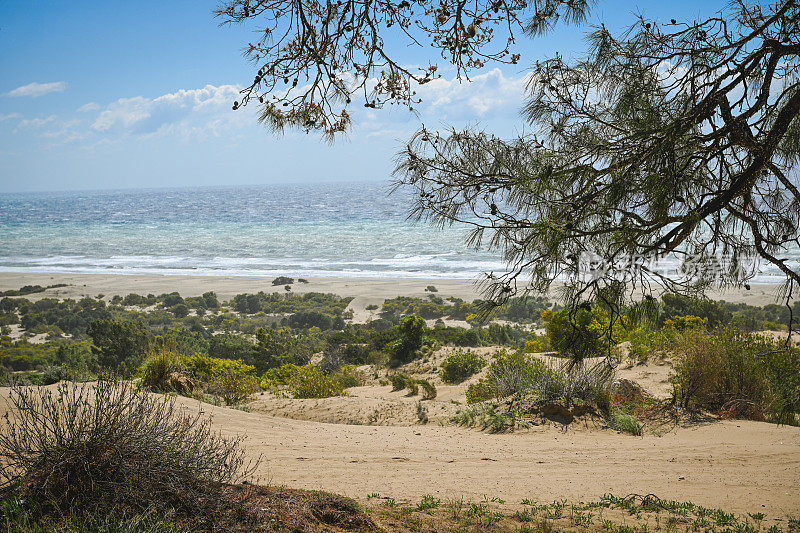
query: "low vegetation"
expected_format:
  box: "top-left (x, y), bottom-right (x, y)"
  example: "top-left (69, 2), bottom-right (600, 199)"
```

top-left (668, 328), bottom-right (800, 425)
top-left (0, 378), bottom-right (257, 530)
top-left (368, 491), bottom-right (790, 533)
top-left (439, 349), bottom-right (486, 384)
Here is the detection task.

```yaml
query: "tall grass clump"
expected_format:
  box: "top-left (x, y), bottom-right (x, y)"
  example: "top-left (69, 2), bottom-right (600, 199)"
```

top-left (465, 349), bottom-right (612, 413)
top-left (137, 347), bottom-right (184, 391)
top-left (0, 378), bottom-right (257, 527)
top-left (670, 328), bottom-right (800, 424)
top-left (440, 349), bottom-right (486, 384)
top-left (608, 412), bottom-right (643, 436)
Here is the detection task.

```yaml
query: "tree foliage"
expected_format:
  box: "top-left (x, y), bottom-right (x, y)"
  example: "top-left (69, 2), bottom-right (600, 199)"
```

top-left (216, 0), bottom-right (589, 139)
top-left (222, 0), bottom-right (800, 334)
top-left (395, 1), bottom-right (800, 313)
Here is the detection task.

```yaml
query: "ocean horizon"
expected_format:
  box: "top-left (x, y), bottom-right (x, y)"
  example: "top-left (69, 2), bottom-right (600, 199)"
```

top-left (1, 181), bottom-right (797, 283)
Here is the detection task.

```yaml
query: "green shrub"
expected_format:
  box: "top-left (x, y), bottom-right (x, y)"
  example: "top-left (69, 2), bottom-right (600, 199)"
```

top-left (386, 315), bottom-right (428, 365)
top-left (332, 364), bottom-right (366, 389)
top-left (137, 349), bottom-right (184, 391)
top-left (541, 307), bottom-right (619, 363)
top-left (260, 363), bottom-right (301, 390)
top-left (404, 378), bottom-right (419, 395)
top-left (670, 328), bottom-right (800, 424)
top-left (466, 379), bottom-right (494, 404)
top-left (416, 378), bottom-right (437, 399)
top-left (206, 367), bottom-right (260, 405)
top-left (663, 315), bottom-right (708, 330)
top-left (464, 350), bottom-right (612, 409)
top-left (183, 353), bottom-right (256, 382)
top-left (287, 366), bottom-right (345, 398)
top-left (87, 318), bottom-right (151, 377)
top-left (484, 349), bottom-right (548, 398)
top-left (179, 354), bottom-right (258, 404)
top-left (0, 378), bottom-right (256, 526)
top-left (608, 412), bottom-right (642, 435)
top-left (440, 349), bottom-right (486, 384)
top-left (390, 372), bottom-right (410, 391)
top-left (623, 325), bottom-right (662, 363)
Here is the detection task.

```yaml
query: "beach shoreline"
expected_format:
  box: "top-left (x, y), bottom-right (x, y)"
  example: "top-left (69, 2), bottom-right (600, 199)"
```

top-left (0, 271), bottom-right (795, 324)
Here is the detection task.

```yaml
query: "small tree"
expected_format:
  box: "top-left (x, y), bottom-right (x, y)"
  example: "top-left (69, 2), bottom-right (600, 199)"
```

top-left (87, 318), bottom-right (151, 376)
top-left (387, 314), bottom-right (427, 365)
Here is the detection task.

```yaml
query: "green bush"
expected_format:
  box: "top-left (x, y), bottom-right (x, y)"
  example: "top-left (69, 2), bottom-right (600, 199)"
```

top-left (0, 378), bottom-right (256, 526)
top-left (388, 372), bottom-right (427, 396)
top-left (416, 378), bottom-right (437, 399)
top-left (332, 364), bottom-right (366, 389)
top-left (386, 315), bottom-right (427, 365)
top-left (541, 306), bottom-right (618, 363)
top-left (87, 318), bottom-right (151, 377)
top-left (287, 366), bottom-right (345, 398)
top-left (484, 349), bottom-right (548, 398)
top-left (623, 325), bottom-right (663, 363)
top-left (137, 349), bottom-right (184, 391)
top-left (663, 315), bottom-right (708, 330)
top-left (260, 363), bottom-right (302, 390)
top-left (390, 372), bottom-right (411, 391)
top-left (608, 412), bottom-right (642, 435)
top-left (466, 380), bottom-right (495, 404)
top-left (463, 349), bottom-right (612, 409)
top-left (670, 328), bottom-right (800, 424)
top-left (183, 353), bottom-right (256, 382)
top-left (206, 367), bottom-right (260, 405)
top-left (440, 349), bottom-right (486, 384)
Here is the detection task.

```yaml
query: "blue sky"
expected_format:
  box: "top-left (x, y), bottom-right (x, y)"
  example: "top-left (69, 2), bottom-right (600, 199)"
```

top-left (0, 0), bottom-right (725, 193)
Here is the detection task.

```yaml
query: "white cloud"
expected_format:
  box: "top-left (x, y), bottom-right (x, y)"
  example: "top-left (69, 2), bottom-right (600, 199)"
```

top-left (355, 68), bottom-right (528, 137)
top-left (16, 115), bottom-right (57, 130)
top-left (416, 68), bottom-right (528, 118)
top-left (91, 84), bottom-right (243, 137)
top-left (77, 102), bottom-right (101, 113)
top-left (0, 113), bottom-right (22, 123)
top-left (5, 81), bottom-right (67, 98)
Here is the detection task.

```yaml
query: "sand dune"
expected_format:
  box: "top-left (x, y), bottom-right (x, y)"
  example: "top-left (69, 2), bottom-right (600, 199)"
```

top-left (4, 384), bottom-right (796, 518)
top-left (180, 398), bottom-right (800, 518)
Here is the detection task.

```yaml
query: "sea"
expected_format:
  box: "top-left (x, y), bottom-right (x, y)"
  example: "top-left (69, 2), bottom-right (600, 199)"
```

top-left (0, 181), bottom-right (796, 283)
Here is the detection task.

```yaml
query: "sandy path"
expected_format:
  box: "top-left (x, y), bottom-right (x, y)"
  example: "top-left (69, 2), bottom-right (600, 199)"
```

top-left (187, 400), bottom-right (800, 518)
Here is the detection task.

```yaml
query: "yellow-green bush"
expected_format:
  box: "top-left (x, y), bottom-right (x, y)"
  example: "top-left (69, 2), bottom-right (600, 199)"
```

top-left (179, 354), bottom-right (259, 405)
top-left (663, 315), bottom-right (708, 331)
top-left (331, 364), bottom-right (366, 389)
top-left (136, 348), bottom-right (184, 391)
top-left (623, 325), bottom-right (664, 363)
top-left (260, 363), bottom-right (302, 390)
top-left (183, 353), bottom-right (256, 382)
top-left (523, 335), bottom-right (550, 353)
top-left (287, 366), bottom-right (345, 398)
top-left (206, 367), bottom-right (260, 405)
top-left (465, 379), bottom-right (494, 404)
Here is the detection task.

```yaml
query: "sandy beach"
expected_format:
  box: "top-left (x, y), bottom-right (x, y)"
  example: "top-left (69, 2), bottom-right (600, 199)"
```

top-left (0, 272), bottom-right (795, 324)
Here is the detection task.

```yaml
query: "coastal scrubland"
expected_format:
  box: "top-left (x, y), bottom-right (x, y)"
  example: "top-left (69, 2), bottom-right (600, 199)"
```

top-left (1, 276), bottom-right (799, 531)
